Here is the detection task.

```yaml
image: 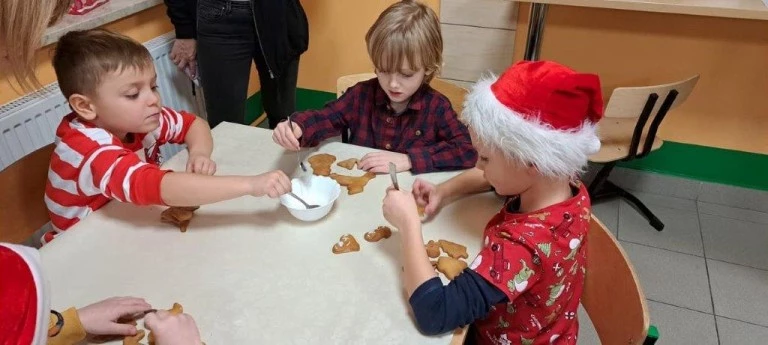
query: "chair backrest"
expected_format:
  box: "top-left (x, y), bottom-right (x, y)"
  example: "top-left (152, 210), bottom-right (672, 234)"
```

top-left (336, 73), bottom-right (376, 98)
top-left (604, 75), bottom-right (699, 119)
top-left (582, 215), bottom-right (650, 345)
top-left (0, 144), bottom-right (54, 244)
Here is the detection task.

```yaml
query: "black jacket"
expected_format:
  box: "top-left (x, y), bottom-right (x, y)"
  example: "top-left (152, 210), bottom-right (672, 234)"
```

top-left (163, 0), bottom-right (309, 78)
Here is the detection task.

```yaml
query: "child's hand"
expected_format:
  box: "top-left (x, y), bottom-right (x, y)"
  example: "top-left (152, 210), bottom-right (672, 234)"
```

top-left (249, 170), bottom-right (292, 198)
top-left (77, 297), bottom-right (152, 336)
top-left (144, 310), bottom-right (203, 345)
top-left (412, 178), bottom-right (443, 217)
top-left (186, 153), bottom-right (217, 175)
top-left (359, 152), bottom-right (411, 173)
top-left (383, 187), bottom-right (421, 233)
top-left (272, 120), bottom-right (303, 151)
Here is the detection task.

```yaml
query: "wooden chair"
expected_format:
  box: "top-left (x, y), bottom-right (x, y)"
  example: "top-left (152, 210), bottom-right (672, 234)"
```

top-left (583, 215), bottom-right (659, 345)
top-left (336, 73), bottom-right (468, 143)
top-left (0, 144), bottom-right (54, 244)
top-left (589, 75), bottom-right (700, 231)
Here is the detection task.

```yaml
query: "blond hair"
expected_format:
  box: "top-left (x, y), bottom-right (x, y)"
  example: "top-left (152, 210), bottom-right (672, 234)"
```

top-left (53, 29), bottom-right (153, 99)
top-left (365, 0), bottom-right (442, 82)
top-left (0, 0), bottom-right (72, 92)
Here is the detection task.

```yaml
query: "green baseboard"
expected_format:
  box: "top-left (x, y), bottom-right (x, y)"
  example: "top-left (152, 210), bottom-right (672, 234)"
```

top-left (246, 88), bottom-right (768, 191)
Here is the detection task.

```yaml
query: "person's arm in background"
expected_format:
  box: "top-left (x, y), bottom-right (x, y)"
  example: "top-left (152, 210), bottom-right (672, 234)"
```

top-left (163, 0), bottom-right (198, 77)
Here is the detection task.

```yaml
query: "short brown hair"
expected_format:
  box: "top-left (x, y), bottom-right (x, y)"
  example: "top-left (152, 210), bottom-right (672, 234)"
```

top-left (52, 29), bottom-right (153, 98)
top-left (365, 0), bottom-right (443, 82)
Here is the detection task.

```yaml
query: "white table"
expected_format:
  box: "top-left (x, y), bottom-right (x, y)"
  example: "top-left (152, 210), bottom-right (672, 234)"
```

top-left (39, 123), bottom-right (503, 344)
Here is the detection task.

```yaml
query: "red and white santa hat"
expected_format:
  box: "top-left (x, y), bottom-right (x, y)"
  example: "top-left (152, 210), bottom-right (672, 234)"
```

top-left (0, 243), bottom-right (49, 345)
top-left (463, 60), bottom-right (604, 178)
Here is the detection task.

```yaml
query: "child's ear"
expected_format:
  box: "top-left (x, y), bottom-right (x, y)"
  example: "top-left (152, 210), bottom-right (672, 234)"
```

top-left (68, 94), bottom-right (97, 121)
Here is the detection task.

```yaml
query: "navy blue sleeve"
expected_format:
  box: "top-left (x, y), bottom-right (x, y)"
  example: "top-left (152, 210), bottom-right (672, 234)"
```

top-left (408, 269), bottom-right (509, 336)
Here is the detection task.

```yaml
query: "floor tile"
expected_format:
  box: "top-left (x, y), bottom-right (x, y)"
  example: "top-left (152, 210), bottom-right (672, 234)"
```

top-left (709, 259), bottom-right (768, 327)
top-left (591, 198), bottom-right (619, 237)
top-left (701, 214), bottom-right (768, 270)
top-left (698, 182), bottom-right (768, 214)
top-left (647, 300), bottom-right (718, 345)
top-left (619, 199), bottom-right (703, 256)
top-left (621, 242), bottom-right (713, 313)
top-left (610, 167), bottom-right (702, 200)
top-left (717, 317), bottom-right (768, 345)
top-left (698, 202), bottom-right (768, 225)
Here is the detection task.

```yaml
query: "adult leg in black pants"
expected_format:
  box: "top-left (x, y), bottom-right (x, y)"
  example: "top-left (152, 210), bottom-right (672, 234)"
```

top-left (197, 0), bottom-right (299, 130)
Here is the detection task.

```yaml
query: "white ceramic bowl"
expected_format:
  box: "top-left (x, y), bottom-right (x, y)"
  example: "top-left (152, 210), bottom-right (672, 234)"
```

top-left (279, 176), bottom-right (341, 221)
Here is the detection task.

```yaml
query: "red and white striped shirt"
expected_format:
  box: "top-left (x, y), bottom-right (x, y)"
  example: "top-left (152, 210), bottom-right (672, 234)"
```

top-left (43, 107), bottom-right (198, 243)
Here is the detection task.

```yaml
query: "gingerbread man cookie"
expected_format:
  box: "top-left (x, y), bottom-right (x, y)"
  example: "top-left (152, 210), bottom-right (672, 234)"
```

top-left (438, 239), bottom-right (468, 259)
top-left (364, 226), bottom-right (392, 242)
top-left (161, 206), bottom-right (200, 233)
top-left (436, 256), bottom-right (468, 280)
top-left (330, 172), bottom-right (376, 195)
top-left (308, 153), bottom-right (336, 176)
top-left (332, 234), bottom-right (360, 254)
top-left (337, 158), bottom-right (359, 170)
top-left (425, 240), bottom-right (441, 258)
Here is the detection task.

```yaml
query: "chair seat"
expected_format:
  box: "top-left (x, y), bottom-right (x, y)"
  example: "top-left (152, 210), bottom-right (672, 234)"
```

top-left (590, 118), bottom-right (664, 163)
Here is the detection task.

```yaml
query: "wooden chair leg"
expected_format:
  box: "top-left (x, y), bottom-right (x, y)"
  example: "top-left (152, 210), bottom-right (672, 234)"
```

top-left (643, 325), bottom-right (659, 345)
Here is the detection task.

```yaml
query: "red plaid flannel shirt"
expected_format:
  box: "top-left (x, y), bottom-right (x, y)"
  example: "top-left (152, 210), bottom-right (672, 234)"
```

top-left (291, 78), bottom-right (477, 174)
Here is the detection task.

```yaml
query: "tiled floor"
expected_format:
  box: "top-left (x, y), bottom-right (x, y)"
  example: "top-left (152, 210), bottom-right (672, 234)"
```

top-left (582, 190), bottom-right (768, 344)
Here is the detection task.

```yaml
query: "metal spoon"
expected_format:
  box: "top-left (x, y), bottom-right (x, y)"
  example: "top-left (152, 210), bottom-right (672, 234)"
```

top-left (388, 162), bottom-right (399, 190)
top-left (288, 192), bottom-right (320, 209)
top-left (287, 115), bottom-right (307, 172)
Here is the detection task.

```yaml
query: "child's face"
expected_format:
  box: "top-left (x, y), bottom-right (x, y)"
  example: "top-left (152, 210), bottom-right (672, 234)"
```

top-left (375, 60), bottom-right (427, 106)
top-left (471, 131), bottom-right (536, 196)
top-left (88, 65), bottom-right (162, 139)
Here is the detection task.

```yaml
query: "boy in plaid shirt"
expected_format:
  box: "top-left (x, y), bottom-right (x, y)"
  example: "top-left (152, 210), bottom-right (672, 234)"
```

top-left (272, 0), bottom-right (476, 174)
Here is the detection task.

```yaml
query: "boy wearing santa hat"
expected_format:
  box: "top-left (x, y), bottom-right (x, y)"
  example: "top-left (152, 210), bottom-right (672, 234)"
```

top-left (382, 60), bottom-right (603, 344)
top-left (0, 243), bottom-right (202, 345)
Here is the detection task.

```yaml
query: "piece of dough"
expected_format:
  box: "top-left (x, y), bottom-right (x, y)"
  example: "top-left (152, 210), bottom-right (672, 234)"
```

top-left (438, 239), bottom-right (468, 260)
top-left (364, 226), bottom-right (392, 242)
top-left (436, 256), bottom-right (468, 280)
top-left (161, 206), bottom-right (199, 233)
top-left (308, 153), bottom-right (336, 176)
top-left (337, 158), bottom-right (358, 170)
top-left (425, 240), bottom-right (441, 258)
top-left (332, 234), bottom-right (360, 254)
top-left (330, 172), bottom-right (376, 195)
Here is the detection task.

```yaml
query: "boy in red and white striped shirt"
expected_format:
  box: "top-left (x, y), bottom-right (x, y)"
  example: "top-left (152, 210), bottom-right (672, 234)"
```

top-left (43, 29), bottom-right (291, 244)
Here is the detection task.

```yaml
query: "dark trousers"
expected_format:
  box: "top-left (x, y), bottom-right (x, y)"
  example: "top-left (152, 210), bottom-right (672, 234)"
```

top-left (196, 0), bottom-right (299, 129)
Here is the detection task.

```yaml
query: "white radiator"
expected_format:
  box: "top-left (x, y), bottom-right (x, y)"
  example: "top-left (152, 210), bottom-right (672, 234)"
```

top-left (0, 32), bottom-right (206, 171)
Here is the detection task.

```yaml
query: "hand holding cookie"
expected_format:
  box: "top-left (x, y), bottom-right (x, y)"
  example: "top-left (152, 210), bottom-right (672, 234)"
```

top-left (249, 170), bottom-right (292, 198)
top-left (145, 309), bottom-right (203, 345)
top-left (412, 178), bottom-right (443, 218)
top-left (358, 151), bottom-right (411, 173)
top-left (382, 187), bottom-right (421, 233)
top-left (272, 120), bottom-right (303, 151)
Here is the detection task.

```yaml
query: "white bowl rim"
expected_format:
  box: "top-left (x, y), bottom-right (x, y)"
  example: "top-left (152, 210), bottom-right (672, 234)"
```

top-left (281, 176), bottom-right (341, 211)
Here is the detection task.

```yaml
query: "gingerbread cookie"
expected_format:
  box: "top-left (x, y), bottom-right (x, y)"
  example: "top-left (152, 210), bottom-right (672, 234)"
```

top-left (123, 329), bottom-right (145, 345)
top-left (438, 239), bottom-right (468, 260)
top-left (364, 226), bottom-right (392, 242)
top-left (308, 153), bottom-right (336, 176)
top-left (337, 158), bottom-right (359, 170)
top-left (148, 303), bottom-right (184, 345)
top-left (330, 172), bottom-right (376, 195)
top-left (417, 205), bottom-right (426, 217)
top-left (332, 234), bottom-right (360, 254)
top-left (425, 240), bottom-right (441, 258)
top-left (436, 256), bottom-right (468, 280)
top-left (161, 206), bottom-right (200, 233)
